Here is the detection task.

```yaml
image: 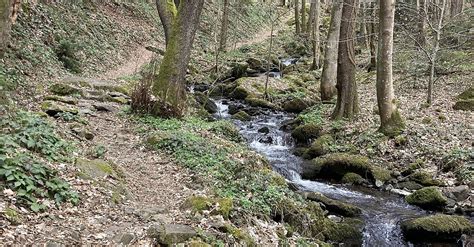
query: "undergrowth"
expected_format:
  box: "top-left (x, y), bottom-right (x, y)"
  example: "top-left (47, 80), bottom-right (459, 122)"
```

top-left (0, 111), bottom-right (79, 212)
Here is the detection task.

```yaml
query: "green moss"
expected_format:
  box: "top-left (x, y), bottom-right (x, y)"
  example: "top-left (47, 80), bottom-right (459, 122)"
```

top-left (216, 198), bottom-right (233, 219)
top-left (49, 83), bottom-right (83, 96)
top-left (231, 111), bottom-right (251, 121)
top-left (401, 214), bottom-right (473, 242)
top-left (311, 153), bottom-right (371, 179)
top-left (245, 97), bottom-right (276, 109)
top-left (378, 110), bottom-right (405, 137)
top-left (406, 187), bottom-right (447, 209)
top-left (44, 95), bottom-right (78, 105)
top-left (183, 196), bottom-right (212, 212)
top-left (291, 123), bottom-right (322, 143)
top-left (41, 100), bottom-right (79, 116)
top-left (222, 224), bottom-right (256, 247)
top-left (304, 134), bottom-right (333, 159)
top-left (4, 207), bottom-right (22, 224)
top-left (456, 87), bottom-right (474, 100)
top-left (409, 171), bottom-right (442, 186)
top-left (341, 173), bottom-right (365, 185)
top-left (229, 86), bottom-right (250, 100)
top-left (325, 218), bottom-right (364, 245)
top-left (188, 240), bottom-right (211, 247)
top-left (453, 99), bottom-right (474, 111)
top-left (305, 192), bottom-right (362, 217)
top-left (370, 166), bottom-right (392, 183)
top-left (75, 158), bottom-right (118, 180)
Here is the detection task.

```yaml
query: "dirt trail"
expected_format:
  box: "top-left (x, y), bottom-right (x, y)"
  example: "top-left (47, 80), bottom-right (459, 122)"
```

top-left (100, 46), bottom-right (155, 80)
top-left (234, 14), bottom-right (292, 49)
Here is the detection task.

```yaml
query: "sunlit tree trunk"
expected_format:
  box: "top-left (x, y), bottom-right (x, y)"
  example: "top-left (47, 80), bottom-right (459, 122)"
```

top-left (416, 0), bottom-right (427, 47)
top-left (0, 0), bottom-right (17, 57)
top-left (295, 0), bottom-right (301, 34)
top-left (153, 0), bottom-right (205, 117)
top-left (301, 0), bottom-right (306, 33)
top-left (321, 0), bottom-right (343, 101)
top-left (376, 0), bottom-right (405, 136)
top-left (332, 0), bottom-right (359, 120)
top-left (310, 0), bottom-right (320, 69)
top-left (367, 1), bottom-right (377, 71)
top-left (219, 0), bottom-right (229, 52)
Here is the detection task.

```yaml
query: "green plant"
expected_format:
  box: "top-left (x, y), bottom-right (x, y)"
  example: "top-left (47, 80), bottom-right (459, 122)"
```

top-left (55, 39), bottom-right (82, 73)
top-left (57, 112), bottom-right (80, 122)
top-left (91, 145), bottom-right (107, 158)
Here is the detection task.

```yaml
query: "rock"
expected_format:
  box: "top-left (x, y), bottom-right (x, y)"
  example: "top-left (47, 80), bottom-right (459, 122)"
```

top-left (75, 159), bottom-right (120, 180)
top-left (194, 92), bottom-right (218, 114)
top-left (401, 214), bottom-right (473, 242)
top-left (328, 215), bottom-right (342, 223)
top-left (148, 224), bottom-right (196, 245)
top-left (49, 83), bottom-right (83, 96)
top-left (246, 57), bottom-right (265, 71)
top-left (44, 95), bottom-right (78, 105)
top-left (229, 86), bottom-right (250, 100)
top-left (245, 97), bottom-right (277, 109)
top-left (231, 111), bottom-right (251, 121)
top-left (41, 100), bottom-right (78, 117)
top-left (375, 180), bottom-right (384, 188)
top-left (304, 134), bottom-right (333, 159)
top-left (409, 171), bottom-right (442, 186)
top-left (443, 185), bottom-right (470, 202)
top-left (282, 98), bottom-right (310, 113)
top-left (397, 181), bottom-right (423, 191)
top-left (70, 125), bottom-right (94, 140)
top-left (391, 188), bottom-right (411, 197)
top-left (406, 187), bottom-right (448, 210)
top-left (113, 232), bottom-right (136, 245)
top-left (258, 136), bottom-right (273, 144)
top-left (291, 123), bottom-right (322, 143)
top-left (454, 87), bottom-right (474, 111)
top-left (258, 127), bottom-right (270, 134)
top-left (230, 62), bottom-right (248, 79)
top-left (304, 192), bottom-right (362, 217)
top-left (93, 103), bottom-right (115, 112)
top-left (385, 184), bottom-right (394, 191)
top-left (341, 172), bottom-right (365, 185)
top-left (228, 103), bottom-right (244, 115)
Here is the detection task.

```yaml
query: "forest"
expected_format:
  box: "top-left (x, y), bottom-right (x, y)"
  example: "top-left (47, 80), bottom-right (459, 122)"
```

top-left (0, 0), bottom-right (473, 246)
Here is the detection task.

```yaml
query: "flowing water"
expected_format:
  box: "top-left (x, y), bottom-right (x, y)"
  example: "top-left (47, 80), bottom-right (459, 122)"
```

top-left (214, 99), bottom-right (439, 247)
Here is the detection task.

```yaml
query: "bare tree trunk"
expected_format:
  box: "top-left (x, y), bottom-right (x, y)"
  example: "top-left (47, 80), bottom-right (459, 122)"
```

top-left (0, 0), bottom-right (18, 57)
top-left (153, 0), bottom-right (205, 117)
top-left (301, 0), bottom-right (306, 33)
top-left (377, 0), bottom-right (405, 136)
top-left (321, 0), bottom-right (343, 101)
top-left (218, 0), bottom-right (229, 52)
top-left (427, 0), bottom-right (446, 105)
top-left (310, 0), bottom-right (320, 69)
top-left (265, 2), bottom-right (275, 99)
top-left (156, 0), bottom-right (175, 46)
top-left (416, 0), bottom-right (427, 47)
top-left (332, 0), bottom-right (359, 119)
top-left (307, 0), bottom-right (316, 32)
top-left (368, 1), bottom-right (377, 71)
top-left (295, 0), bottom-right (301, 34)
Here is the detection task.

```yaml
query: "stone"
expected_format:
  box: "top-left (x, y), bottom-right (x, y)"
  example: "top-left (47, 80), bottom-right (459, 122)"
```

top-left (409, 171), bottom-right (442, 186)
top-left (44, 95), bottom-right (78, 105)
top-left (194, 92), bottom-right (218, 114)
top-left (70, 125), bottom-right (94, 140)
top-left (406, 187), bottom-right (448, 210)
top-left (231, 111), bottom-right (251, 121)
top-left (41, 100), bottom-right (78, 117)
top-left (328, 215), bottom-right (342, 223)
top-left (148, 224), bottom-right (196, 245)
top-left (75, 159), bottom-right (119, 180)
top-left (258, 127), bottom-right (270, 134)
top-left (397, 181), bottom-right (423, 191)
top-left (49, 83), bottom-right (83, 96)
top-left (341, 172), bottom-right (365, 185)
top-left (113, 232), bottom-right (136, 245)
top-left (391, 189), bottom-right (411, 197)
top-left (304, 134), bottom-right (334, 159)
top-left (245, 97), bottom-right (277, 109)
top-left (401, 214), bottom-right (473, 242)
top-left (93, 103), bottom-right (115, 112)
top-left (291, 123), bottom-right (322, 144)
top-left (282, 98), bottom-right (310, 113)
top-left (258, 136), bottom-right (273, 144)
top-left (454, 87), bottom-right (474, 111)
top-left (304, 192), bottom-right (362, 217)
top-left (443, 185), bottom-right (470, 202)
top-left (230, 62), bottom-right (248, 79)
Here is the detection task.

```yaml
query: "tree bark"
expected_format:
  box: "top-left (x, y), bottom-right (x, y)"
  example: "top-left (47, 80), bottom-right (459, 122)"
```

top-left (301, 0), bottom-right (306, 33)
top-left (153, 0), bottom-right (205, 117)
top-left (321, 0), bottom-right (343, 101)
top-left (307, 0), bottom-right (316, 32)
top-left (156, 0), bottom-right (177, 46)
top-left (367, 1), bottom-right (377, 71)
top-left (332, 0), bottom-right (359, 120)
top-left (295, 0), bottom-right (301, 34)
top-left (218, 0), bottom-right (229, 52)
top-left (0, 0), bottom-right (17, 57)
top-left (427, 0), bottom-right (446, 105)
top-left (416, 0), bottom-right (427, 47)
top-left (310, 0), bottom-right (320, 69)
top-left (376, 0), bottom-right (404, 136)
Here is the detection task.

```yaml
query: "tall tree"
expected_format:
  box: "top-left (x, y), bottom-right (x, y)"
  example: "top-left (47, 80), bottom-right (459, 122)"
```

top-left (416, 0), bottom-right (427, 47)
top-left (301, 0), bottom-right (307, 34)
top-left (332, 0), bottom-right (359, 119)
top-left (153, 0), bottom-right (205, 117)
top-left (310, 0), bottom-right (320, 69)
top-left (0, 0), bottom-right (18, 57)
top-left (321, 0), bottom-right (343, 101)
top-left (367, 1), bottom-right (377, 71)
top-left (218, 0), bottom-right (230, 52)
top-left (295, 0), bottom-right (301, 34)
top-left (376, 0), bottom-right (405, 136)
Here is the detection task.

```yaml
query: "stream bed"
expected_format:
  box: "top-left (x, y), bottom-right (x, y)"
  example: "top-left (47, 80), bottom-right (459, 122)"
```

top-left (213, 99), bottom-right (450, 247)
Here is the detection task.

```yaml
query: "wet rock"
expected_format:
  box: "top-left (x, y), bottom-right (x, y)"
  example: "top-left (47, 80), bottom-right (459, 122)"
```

top-left (49, 83), bottom-right (84, 96)
top-left (282, 97), bottom-right (311, 113)
top-left (194, 92), bottom-right (218, 114)
top-left (328, 215), bottom-right (342, 223)
top-left (303, 192), bottom-right (362, 217)
top-left (304, 134), bottom-right (333, 159)
top-left (231, 111), bottom-right (251, 121)
top-left (258, 127), bottom-right (270, 134)
top-left (405, 187), bottom-right (447, 210)
top-left (245, 97), bottom-right (277, 109)
top-left (443, 185), bottom-right (470, 202)
top-left (41, 100), bottom-right (78, 117)
top-left (291, 123), bottom-right (322, 144)
top-left (341, 172), bottom-right (365, 185)
top-left (401, 214), bottom-right (473, 242)
top-left (147, 224), bottom-right (196, 245)
top-left (258, 136), bottom-right (273, 144)
top-left (93, 103), bottom-right (115, 112)
top-left (228, 103), bottom-right (244, 115)
top-left (391, 188), bottom-right (411, 197)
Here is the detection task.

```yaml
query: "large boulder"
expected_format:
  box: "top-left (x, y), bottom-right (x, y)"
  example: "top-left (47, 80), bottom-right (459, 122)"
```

top-left (303, 192), bottom-right (362, 217)
top-left (453, 87), bottom-right (474, 111)
top-left (401, 214), bottom-right (473, 242)
top-left (291, 123), bottom-right (322, 144)
top-left (282, 97), bottom-right (311, 113)
top-left (49, 83), bottom-right (84, 96)
top-left (147, 224), bottom-right (196, 245)
top-left (405, 187), bottom-right (448, 210)
top-left (246, 57), bottom-right (265, 72)
top-left (304, 134), bottom-right (333, 159)
top-left (41, 100), bottom-right (78, 117)
top-left (194, 92), bottom-right (218, 114)
top-left (230, 62), bottom-right (248, 79)
top-left (231, 111), bottom-right (251, 121)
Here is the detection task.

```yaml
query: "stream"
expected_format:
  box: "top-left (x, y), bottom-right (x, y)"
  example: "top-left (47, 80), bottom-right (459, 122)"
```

top-left (213, 99), bottom-right (446, 247)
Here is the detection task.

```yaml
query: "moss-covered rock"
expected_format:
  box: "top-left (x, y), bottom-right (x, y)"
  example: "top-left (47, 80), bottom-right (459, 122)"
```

top-left (182, 196), bottom-right (212, 212)
top-left (453, 99), bottom-right (474, 111)
top-left (229, 86), bottom-right (250, 100)
top-left (194, 92), bottom-right (218, 114)
top-left (324, 218), bottom-right (364, 246)
top-left (231, 111), bottom-right (251, 121)
top-left (304, 192), bottom-right (362, 217)
top-left (221, 224), bottom-right (256, 246)
top-left (291, 123), bottom-right (322, 143)
top-left (49, 83), bottom-right (84, 96)
top-left (304, 134), bottom-right (333, 159)
top-left (409, 171), bottom-right (442, 186)
top-left (457, 87), bottom-right (474, 100)
top-left (44, 95), bottom-right (78, 105)
top-left (401, 214), bottom-right (473, 242)
top-left (245, 97), bottom-right (277, 109)
top-left (397, 181), bottom-right (423, 191)
top-left (41, 100), bottom-right (78, 117)
top-left (406, 187), bottom-right (448, 209)
top-left (282, 97), bottom-right (310, 113)
top-left (75, 158), bottom-right (120, 180)
top-left (341, 172), bottom-right (365, 185)
top-left (230, 62), bottom-right (249, 78)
